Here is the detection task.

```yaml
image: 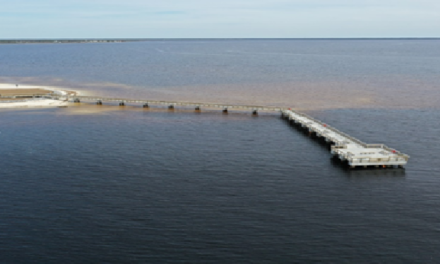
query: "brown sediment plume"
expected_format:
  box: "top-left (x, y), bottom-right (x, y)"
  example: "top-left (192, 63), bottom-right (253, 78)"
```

top-left (58, 103), bottom-right (249, 116)
top-left (119, 82), bottom-right (379, 111)
top-left (130, 79), bottom-right (439, 110)
top-left (2, 75), bottom-right (439, 110)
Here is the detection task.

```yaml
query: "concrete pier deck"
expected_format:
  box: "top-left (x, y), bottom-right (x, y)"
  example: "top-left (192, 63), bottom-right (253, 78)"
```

top-left (281, 109), bottom-right (409, 168)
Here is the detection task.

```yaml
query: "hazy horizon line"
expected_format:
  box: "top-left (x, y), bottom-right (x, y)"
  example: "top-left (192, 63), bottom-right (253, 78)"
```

top-left (2, 37), bottom-right (440, 41)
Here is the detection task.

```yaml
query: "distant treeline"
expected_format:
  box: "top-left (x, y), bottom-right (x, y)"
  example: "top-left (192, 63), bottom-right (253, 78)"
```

top-left (2, 38), bottom-right (438, 44)
top-left (0, 39), bottom-right (148, 44)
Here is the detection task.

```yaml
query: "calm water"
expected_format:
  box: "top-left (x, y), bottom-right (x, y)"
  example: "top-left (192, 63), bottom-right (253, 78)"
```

top-left (1, 39), bottom-right (440, 109)
top-left (1, 40), bottom-right (440, 263)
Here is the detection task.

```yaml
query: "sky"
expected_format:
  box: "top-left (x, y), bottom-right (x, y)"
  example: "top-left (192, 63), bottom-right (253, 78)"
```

top-left (1, 0), bottom-right (439, 38)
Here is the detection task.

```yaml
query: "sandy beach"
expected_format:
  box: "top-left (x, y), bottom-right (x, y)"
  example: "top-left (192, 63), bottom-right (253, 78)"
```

top-left (0, 83), bottom-right (76, 108)
top-left (0, 83), bottom-right (77, 95)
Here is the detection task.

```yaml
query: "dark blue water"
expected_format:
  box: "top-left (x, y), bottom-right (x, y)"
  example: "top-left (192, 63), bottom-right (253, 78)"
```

top-left (1, 40), bottom-right (440, 263)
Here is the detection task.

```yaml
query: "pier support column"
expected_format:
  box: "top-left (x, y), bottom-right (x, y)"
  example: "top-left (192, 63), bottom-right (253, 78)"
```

top-left (143, 103), bottom-right (149, 108)
top-left (289, 119), bottom-right (294, 126)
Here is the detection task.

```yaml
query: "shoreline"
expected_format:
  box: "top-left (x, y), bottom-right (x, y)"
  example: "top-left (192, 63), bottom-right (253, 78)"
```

top-left (0, 83), bottom-right (77, 108)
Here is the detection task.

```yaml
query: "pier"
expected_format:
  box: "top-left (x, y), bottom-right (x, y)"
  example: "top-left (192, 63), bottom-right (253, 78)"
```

top-left (281, 109), bottom-right (409, 168)
top-left (70, 96), bottom-right (283, 113)
top-left (69, 96), bottom-right (410, 168)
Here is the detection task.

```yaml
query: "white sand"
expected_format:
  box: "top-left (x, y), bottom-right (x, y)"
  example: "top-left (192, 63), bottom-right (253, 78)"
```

top-left (0, 99), bottom-right (68, 108)
top-left (0, 83), bottom-right (75, 108)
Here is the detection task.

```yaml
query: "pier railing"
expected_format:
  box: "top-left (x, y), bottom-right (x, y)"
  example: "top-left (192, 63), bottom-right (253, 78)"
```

top-left (284, 109), bottom-right (410, 164)
top-left (288, 109), bottom-right (367, 146)
top-left (69, 96), bottom-right (286, 112)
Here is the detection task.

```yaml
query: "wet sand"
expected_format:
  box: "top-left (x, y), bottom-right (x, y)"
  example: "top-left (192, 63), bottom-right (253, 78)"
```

top-left (0, 84), bottom-right (73, 108)
top-left (0, 83), bottom-right (77, 96)
top-left (2, 77), bottom-right (439, 111)
top-left (0, 88), bottom-right (52, 98)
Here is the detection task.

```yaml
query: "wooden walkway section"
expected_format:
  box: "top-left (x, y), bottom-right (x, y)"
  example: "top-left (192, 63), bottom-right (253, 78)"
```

top-left (71, 96), bottom-right (285, 112)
